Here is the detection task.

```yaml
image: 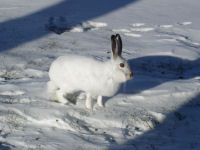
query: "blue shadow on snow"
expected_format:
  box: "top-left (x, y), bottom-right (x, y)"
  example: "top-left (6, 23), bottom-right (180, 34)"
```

top-left (107, 56), bottom-right (200, 149)
top-left (107, 93), bottom-right (200, 150)
top-left (121, 55), bottom-right (200, 94)
top-left (0, 0), bottom-right (139, 52)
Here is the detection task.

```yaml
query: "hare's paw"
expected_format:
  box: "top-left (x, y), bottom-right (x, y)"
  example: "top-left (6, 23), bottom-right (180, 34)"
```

top-left (97, 95), bottom-right (104, 107)
top-left (56, 90), bottom-right (68, 104)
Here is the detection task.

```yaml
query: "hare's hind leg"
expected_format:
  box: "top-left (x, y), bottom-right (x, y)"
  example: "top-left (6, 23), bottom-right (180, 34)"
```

top-left (47, 81), bottom-right (58, 100)
top-left (86, 93), bottom-right (93, 109)
top-left (56, 89), bottom-right (68, 104)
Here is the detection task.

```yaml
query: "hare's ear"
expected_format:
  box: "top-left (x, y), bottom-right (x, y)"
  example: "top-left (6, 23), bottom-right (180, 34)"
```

top-left (116, 34), bottom-right (122, 56)
top-left (111, 35), bottom-right (118, 60)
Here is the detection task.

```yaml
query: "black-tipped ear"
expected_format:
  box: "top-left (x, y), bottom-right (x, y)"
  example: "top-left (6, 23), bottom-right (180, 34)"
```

top-left (116, 34), bottom-right (122, 56)
top-left (111, 35), bottom-right (118, 59)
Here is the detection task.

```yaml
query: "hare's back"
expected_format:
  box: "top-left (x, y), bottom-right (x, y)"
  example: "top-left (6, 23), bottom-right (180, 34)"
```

top-left (49, 55), bottom-right (103, 88)
top-left (52, 55), bottom-right (101, 72)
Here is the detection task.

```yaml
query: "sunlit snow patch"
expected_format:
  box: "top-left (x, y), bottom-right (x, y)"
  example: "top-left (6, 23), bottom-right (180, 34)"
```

top-left (132, 23), bottom-right (145, 27)
top-left (131, 27), bottom-right (154, 32)
top-left (124, 33), bottom-right (142, 37)
top-left (159, 25), bottom-right (173, 28)
top-left (178, 21), bottom-right (192, 25)
top-left (0, 90), bottom-right (25, 96)
top-left (70, 21), bottom-right (107, 32)
top-left (112, 28), bottom-right (131, 33)
top-left (85, 21), bottom-right (107, 28)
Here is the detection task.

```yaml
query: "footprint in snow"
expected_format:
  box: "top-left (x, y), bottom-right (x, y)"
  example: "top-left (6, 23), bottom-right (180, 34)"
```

top-left (155, 22), bottom-right (200, 48)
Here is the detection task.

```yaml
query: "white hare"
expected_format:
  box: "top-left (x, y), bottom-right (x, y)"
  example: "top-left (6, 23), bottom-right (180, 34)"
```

top-left (47, 34), bottom-right (133, 109)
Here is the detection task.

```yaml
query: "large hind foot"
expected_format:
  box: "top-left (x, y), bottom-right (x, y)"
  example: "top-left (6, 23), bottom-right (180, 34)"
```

top-left (47, 81), bottom-right (58, 100)
top-left (56, 89), bottom-right (68, 104)
top-left (86, 93), bottom-right (93, 109)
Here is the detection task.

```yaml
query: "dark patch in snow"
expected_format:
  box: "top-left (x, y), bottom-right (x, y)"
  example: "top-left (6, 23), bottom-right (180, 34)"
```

top-left (174, 112), bottom-right (186, 121)
top-left (0, 130), bottom-right (10, 139)
top-left (120, 56), bottom-right (200, 94)
top-left (103, 133), bottom-right (116, 143)
top-left (0, 142), bottom-right (15, 150)
top-left (64, 91), bottom-right (82, 105)
top-left (45, 16), bottom-right (72, 34)
top-left (129, 56), bottom-right (199, 79)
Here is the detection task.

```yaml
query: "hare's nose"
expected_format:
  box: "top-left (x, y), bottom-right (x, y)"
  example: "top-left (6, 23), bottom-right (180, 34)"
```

top-left (130, 72), bottom-right (133, 78)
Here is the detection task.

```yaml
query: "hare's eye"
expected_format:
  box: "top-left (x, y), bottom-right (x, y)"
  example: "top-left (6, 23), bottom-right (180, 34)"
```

top-left (120, 63), bottom-right (125, 68)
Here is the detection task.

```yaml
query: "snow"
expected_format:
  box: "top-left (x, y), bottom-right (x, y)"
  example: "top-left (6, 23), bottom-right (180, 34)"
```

top-left (124, 33), bottom-right (142, 38)
top-left (131, 23), bottom-right (145, 27)
top-left (70, 21), bottom-right (107, 32)
top-left (130, 27), bottom-right (154, 32)
top-left (0, 0), bottom-right (200, 149)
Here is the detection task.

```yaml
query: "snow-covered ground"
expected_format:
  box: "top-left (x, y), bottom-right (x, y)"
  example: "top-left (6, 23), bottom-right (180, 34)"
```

top-left (0, 0), bottom-right (200, 149)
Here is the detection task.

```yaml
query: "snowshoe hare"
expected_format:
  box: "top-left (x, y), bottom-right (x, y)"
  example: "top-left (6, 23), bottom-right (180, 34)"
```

top-left (48, 34), bottom-right (133, 109)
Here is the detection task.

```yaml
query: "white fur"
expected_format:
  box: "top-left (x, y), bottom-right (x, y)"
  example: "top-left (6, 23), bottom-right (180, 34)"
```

top-left (47, 35), bottom-right (133, 109)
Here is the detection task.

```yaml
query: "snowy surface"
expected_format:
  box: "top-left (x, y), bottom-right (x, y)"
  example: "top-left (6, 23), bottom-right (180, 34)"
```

top-left (0, 0), bottom-right (200, 149)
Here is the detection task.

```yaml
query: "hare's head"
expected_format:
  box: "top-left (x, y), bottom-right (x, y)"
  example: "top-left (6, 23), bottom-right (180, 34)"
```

top-left (110, 34), bottom-right (133, 83)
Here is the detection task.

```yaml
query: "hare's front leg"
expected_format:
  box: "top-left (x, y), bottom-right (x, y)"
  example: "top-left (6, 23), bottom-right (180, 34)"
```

top-left (56, 89), bottom-right (67, 104)
top-left (86, 93), bottom-right (93, 109)
top-left (97, 95), bottom-right (103, 107)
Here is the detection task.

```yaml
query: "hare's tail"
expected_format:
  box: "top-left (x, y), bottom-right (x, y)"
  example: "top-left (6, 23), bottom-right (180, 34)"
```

top-left (46, 81), bottom-right (58, 100)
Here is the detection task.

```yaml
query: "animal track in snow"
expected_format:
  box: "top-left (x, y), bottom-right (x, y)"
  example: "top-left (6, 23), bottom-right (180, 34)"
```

top-left (155, 27), bottom-right (200, 48)
top-left (112, 23), bottom-right (155, 38)
top-left (176, 37), bottom-right (200, 48)
top-left (70, 21), bottom-right (107, 32)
